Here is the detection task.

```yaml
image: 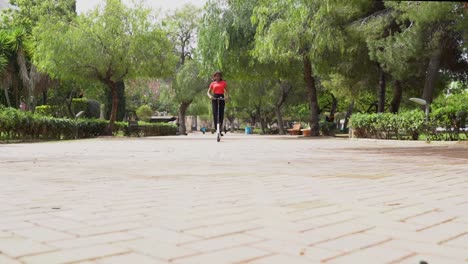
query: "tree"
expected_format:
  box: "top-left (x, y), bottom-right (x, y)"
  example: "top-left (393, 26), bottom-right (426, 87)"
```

top-left (166, 4), bottom-right (201, 67)
top-left (33, 0), bottom-right (177, 132)
top-left (198, 0), bottom-right (299, 134)
top-left (0, 29), bottom-right (13, 107)
top-left (369, 2), bottom-right (467, 107)
top-left (165, 4), bottom-right (202, 135)
top-left (171, 60), bottom-right (207, 135)
top-left (251, 0), bottom-right (366, 136)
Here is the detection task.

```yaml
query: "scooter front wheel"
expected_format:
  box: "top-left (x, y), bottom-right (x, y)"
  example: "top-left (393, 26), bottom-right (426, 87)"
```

top-left (217, 133), bottom-right (221, 142)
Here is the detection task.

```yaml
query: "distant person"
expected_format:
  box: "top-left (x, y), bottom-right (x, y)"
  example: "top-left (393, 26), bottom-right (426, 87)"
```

top-left (207, 71), bottom-right (229, 136)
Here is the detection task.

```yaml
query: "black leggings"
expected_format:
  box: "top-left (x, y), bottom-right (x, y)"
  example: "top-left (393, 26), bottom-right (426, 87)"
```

top-left (212, 94), bottom-right (225, 129)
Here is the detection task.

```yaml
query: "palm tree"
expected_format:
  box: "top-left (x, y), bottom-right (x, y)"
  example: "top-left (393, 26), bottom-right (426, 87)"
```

top-left (0, 29), bottom-right (13, 107)
top-left (6, 28), bottom-right (54, 110)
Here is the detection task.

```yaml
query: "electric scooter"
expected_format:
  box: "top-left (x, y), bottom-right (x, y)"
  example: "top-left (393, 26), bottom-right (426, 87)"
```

top-left (213, 97), bottom-right (225, 142)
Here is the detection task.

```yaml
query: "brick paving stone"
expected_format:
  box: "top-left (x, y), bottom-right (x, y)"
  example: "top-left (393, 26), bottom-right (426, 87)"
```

top-left (302, 246), bottom-right (344, 261)
top-left (303, 222), bottom-right (373, 244)
top-left (0, 237), bottom-right (55, 258)
top-left (95, 253), bottom-right (168, 264)
top-left (12, 227), bottom-right (75, 242)
top-left (182, 233), bottom-right (263, 252)
top-left (0, 231), bottom-right (13, 238)
top-left (19, 244), bottom-right (129, 264)
top-left (441, 232), bottom-right (468, 249)
top-left (250, 239), bottom-right (308, 256)
top-left (67, 222), bottom-right (145, 236)
top-left (128, 227), bottom-right (200, 244)
top-left (183, 222), bottom-right (260, 238)
top-left (324, 245), bottom-right (412, 264)
top-left (395, 254), bottom-right (465, 264)
top-left (47, 232), bottom-right (141, 249)
top-left (113, 239), bottom-right (198, 260)
top-left (0, 254), bottom-right (22, 264)
top-left (1, 135), bottom-right (467, 263)
top-left (382, 239), bottom-right (468, 261)
top-left (172, 246), bottom-right (271, 264)
top-left (246, 254), bottom-right (314, 264)
top-left (28, 217), bottom-right (88, 231)
top-left (245, 228), bottom-right (327, 245)
top-left (314, 233), bottom-right (390, 252)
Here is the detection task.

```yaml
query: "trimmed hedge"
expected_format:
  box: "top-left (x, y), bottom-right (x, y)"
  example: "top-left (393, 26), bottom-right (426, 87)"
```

top-left (350, 109), bottom-right (467, 141)
top-left (123, 121), bottom-right (177, 137)
top-left (0, 107), bottom-right (177, 141)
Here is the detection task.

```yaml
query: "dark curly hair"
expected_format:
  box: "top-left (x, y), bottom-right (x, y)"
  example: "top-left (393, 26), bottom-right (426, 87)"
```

top-left (212, 71), bottom-right (223, 80)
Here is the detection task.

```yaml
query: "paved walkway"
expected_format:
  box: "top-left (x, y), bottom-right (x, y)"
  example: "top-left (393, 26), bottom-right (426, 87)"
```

top-left (0, 134), bottom-right (467, 264)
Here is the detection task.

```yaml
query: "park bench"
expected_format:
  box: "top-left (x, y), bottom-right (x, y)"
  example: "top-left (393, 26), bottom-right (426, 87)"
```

top-left (287, 123), bottom-right (301, 135)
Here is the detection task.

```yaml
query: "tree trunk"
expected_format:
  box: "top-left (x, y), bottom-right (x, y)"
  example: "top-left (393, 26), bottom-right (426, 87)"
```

top-left (329, 93), bottom-right (338, 121)
top-left (42, 90), bottom-right (47, 105)
top-left (303, 55), bottom-right (320, 136)
top-left (422, 48), bottom-right (442, 105)
top-left (378, 67), bottom-right (386, 113)
top-left (390, 80), bottom-right (403, 113)
top-left (276, 80), bottom-right (292, 135)
top-left (3, 87), bottom-right (11, 107)
top-left (275, 106), bottom-right (285, 135)
top-left (249, 113), bottom-right (256, 129)
top-left (260, 118), bottom-right (266, 134)
top-left (178, 101), bottom-right (191, 135)
top-left (343, 99), bottom-right (355, 132)
top-left (107, 80), bottom-right (118, 135)
top-left (105, 81), bottom-right (126, 121)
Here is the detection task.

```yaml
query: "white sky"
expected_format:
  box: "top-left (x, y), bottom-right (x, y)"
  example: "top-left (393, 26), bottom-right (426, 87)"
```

top-left (76, 0), bottom-right (207, 14)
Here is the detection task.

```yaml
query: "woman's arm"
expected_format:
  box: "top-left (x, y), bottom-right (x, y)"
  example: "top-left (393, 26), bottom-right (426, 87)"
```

top-left (207, 85), bottom-right (212, 99)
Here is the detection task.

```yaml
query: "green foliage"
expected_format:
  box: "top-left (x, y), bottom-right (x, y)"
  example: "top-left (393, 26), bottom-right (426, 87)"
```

top-left (76, 119), bottom-right (108, 138)
top-left (0, 107), bottom-right (75, 140)
top-left (34, 0), bottom-right (176, 83)
top-left (429, 92), bottom-right (468, 140)
top-left (165, 4), bottom-right (201, 66)
top-left (72, 98), bottom-right (88, 116)
top-left (122, 121), bottom-right (177, 137)
top-left (319, 121), bottom-right (337, 136)
top-left (0, 107), bottom-right (176, 141)
top-left (172, 60), bottom-right (207, 103)
top-left (70, 98), bottom-right (100, 119)
top-left (33, 0), bottom-right (177, 129)
top-left (350, 93), bottom-right (468, 141)
top-left (1, 0), bottom-right (76, 32)
top-left (399, 110), bottom-right (425, 140)
top-left (137, 122), bottom-right (177, 137)
top-left (35, 105), bottom-right (60, 117)
top-left (136, 105), bottom-right (153, 122)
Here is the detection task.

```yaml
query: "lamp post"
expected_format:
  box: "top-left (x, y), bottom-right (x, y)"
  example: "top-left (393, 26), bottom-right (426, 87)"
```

top-left (409, 98), bottom-right (429, 122)
top-left (409, 98), bottom-right (430, 142)
top-left (75, 111), bottom-right (85, 139)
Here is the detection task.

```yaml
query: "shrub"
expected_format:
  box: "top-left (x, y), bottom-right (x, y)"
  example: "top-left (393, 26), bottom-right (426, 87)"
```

top-left (399, 110), bottom-right (425, 140)
top-left (136, 105), bottom-right (153, 122)
top-left (319, 121), bottom-right (337, 136)
top-left (72, 98), bottom-right (88, 116)
top-left (122, 121), bottom-right (176, 137)
top-left (429, 92), bottom-right (468, 141)
top-left (35, 105), bottom-right (60, 117)
top-left (350, 95), bottom-right (467, 141)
